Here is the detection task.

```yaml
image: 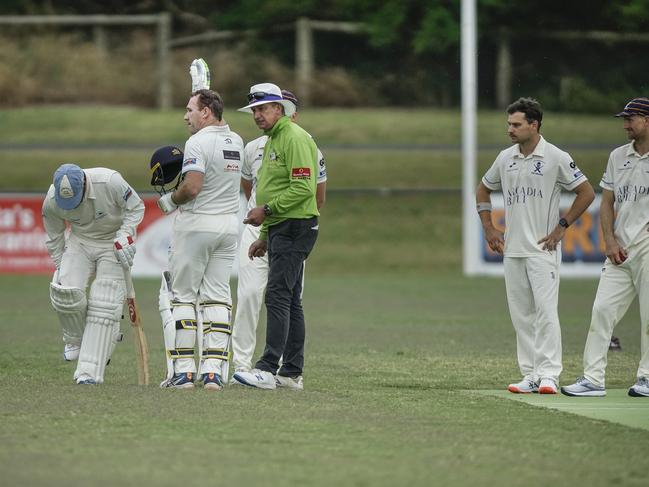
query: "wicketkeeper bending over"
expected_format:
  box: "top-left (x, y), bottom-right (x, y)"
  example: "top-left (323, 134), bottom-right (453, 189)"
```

top-left (42, 163), bottom-right (144, 385)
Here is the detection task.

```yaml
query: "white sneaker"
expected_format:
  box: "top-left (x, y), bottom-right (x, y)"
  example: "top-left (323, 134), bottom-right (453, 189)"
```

top-left (561, 377), bottom-right (606, 397)
top-left (63, 343), bottom-right (81, 361)
top-left (628, 377), bottom-right (649, 397)
top-left (232, 369), bottom-right (276, 389)
top-left (507, 377), bottom-right (538, 394)
top-left (275, 374), bottom-right (304, 390)
top-left (538, 378), bottom-right (558, 394)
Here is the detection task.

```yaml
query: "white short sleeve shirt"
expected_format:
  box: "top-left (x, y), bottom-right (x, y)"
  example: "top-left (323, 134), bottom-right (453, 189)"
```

top-left (600, 143), bottom-right (649, 247)
top-left (180, 124), bottom-right (244, 215)
top-left (482, 136), bottom-right (588, 257)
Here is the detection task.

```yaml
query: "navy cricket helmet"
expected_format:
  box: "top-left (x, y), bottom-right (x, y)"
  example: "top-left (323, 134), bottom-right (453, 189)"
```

top-left (150, 145), bottom-right (183, 194)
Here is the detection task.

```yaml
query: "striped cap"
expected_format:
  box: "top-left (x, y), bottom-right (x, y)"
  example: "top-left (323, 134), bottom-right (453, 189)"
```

top-left (615, 97), bottom-right (649, 117)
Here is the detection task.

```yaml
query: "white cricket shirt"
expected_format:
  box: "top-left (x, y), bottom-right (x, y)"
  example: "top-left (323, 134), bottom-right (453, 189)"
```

top-left (42, 168), bottom-right (144, 263)
top-left (600, 142), bottom-right (649, 248)
top-left (180, 124), bottom-right (244, 215)
top-left (482, 136), bottom-right (588, 257)
top-left (241, 135), bottom-right (327, 212)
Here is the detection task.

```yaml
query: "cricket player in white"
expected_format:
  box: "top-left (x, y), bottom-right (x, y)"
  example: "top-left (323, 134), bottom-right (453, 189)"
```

top-left (157, 88), bottom-right (244, 391)
top-left (42, 164), bottom-right (144, 384)
top-left (562, 97), bottom-right (649, 398)
top-left (476, 97), bottom-right (595, 394)
top-left (231, 90), bottom-right (327, 375)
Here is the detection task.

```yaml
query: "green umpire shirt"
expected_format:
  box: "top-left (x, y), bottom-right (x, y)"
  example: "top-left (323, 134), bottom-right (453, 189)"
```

top-left (256, 115), bottom-right (319, 240)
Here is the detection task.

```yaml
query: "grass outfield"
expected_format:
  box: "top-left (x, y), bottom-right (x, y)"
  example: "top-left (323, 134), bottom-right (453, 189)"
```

top-left (0, 272), bottom-right (647, 487)
top-left (0, 106), bottom-right (624, 192)
top-left (2, 106), bottom-right (647, 485)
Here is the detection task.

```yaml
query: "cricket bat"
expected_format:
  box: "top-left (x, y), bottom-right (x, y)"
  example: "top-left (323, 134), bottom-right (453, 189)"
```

top-left (124, 269), bottom-right (150, 385)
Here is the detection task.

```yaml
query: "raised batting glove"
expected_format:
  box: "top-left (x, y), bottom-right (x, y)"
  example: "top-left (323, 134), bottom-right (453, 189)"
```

top-left (190, 58), bottom-right (210, 92)
top-left (157, 193), bottom-right (178, 214)
top-left (113, 235), bottom-right (136, 268)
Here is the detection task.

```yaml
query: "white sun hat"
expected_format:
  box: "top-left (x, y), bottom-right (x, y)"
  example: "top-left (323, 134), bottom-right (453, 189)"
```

top-left (238, 83), bottom-right (296, 117)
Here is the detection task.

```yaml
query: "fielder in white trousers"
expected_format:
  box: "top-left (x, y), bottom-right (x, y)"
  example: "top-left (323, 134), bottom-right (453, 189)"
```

top-left (583, 236), bottom-right (649, 386)
top-left (504, 252), bottom-right (563, 383)
top-left (232, 223), bottom-right (268, 372)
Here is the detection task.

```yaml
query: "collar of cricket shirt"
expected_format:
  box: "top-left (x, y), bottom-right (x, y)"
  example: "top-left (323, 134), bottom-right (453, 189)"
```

top-left (265, 115), bottom-right (291, 137)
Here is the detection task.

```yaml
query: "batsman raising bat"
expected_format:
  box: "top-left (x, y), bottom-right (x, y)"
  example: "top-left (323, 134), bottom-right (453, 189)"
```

top-left (42, 163), bottom-right (144, 385)
top-left (152, 59), bottom-right (242, 390)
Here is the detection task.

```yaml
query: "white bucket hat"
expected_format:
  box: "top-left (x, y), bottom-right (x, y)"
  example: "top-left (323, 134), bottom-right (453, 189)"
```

top-left (238, 83), bottom-right (296, 117)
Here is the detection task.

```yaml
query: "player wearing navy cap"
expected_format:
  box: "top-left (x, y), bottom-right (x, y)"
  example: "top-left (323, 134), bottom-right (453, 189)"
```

top-left (563, 97), bottom-right (649, 398)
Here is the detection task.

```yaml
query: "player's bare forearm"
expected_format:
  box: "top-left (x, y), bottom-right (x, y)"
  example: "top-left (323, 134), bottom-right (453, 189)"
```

top-left (316, 181), bottom-right (326, 209)
top-left (538, 181), bottom-right (594, 251)
top-left (562, 181), bottom-right (595, 227)
top-left (173, 171), bottom-right (204, 204)
top-left (476, 182), bottom-right (504, 253)
top-left (600, 189), bottom-right (627, 264)
top-left (241, 178), bottom-right (253, 201)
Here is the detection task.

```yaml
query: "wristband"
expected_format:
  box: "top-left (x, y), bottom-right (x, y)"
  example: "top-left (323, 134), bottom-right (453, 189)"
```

top-left (263, 204), bottom-right (273, 216)
top-left (559, 218), bottom-right (569, 228)
top-left (476, 202), bottom-right (492, 213)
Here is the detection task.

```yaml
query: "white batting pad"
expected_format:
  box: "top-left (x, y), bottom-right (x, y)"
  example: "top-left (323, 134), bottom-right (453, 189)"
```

top-left (75, 279), bottom-right (125, 384)
top-left (171, 303), bottom-right (197, 374)
top-left (50, 281), bottom-right (87, 345)
top-left (199, 302), bottom-right (232, 380)
top-left (159, 272), bottom-right (176, 382)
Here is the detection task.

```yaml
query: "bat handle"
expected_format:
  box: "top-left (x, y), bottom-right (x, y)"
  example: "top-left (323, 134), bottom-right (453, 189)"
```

top-left (123, 266), bottom-right (136, 300)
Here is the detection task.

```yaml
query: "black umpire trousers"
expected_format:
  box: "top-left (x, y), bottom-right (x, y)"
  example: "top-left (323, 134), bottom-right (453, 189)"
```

top-left (255, 217), bottom-right (318, 377)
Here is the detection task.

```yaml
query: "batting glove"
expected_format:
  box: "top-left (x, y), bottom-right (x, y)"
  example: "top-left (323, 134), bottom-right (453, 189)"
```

top-left (157, 193), bottom-right (178, 214)
top-left (114, 235), bottom-right (136, 268)
top-left (190, 58), bottom-right (210, 92)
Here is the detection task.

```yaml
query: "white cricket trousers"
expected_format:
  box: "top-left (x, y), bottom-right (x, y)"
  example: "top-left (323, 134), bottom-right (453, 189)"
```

top-left (504, 253), bottom-right (562, 383)
top-left (584, 236), bottom-right (649, 387)
top-left (231, 223), bottom-right (268, 371)
top-left (169, 213), bottom-right (238, 374)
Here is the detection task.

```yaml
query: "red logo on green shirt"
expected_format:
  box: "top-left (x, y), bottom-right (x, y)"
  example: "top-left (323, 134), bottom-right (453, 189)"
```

top-left (291, 167), bottom-right (311, 179)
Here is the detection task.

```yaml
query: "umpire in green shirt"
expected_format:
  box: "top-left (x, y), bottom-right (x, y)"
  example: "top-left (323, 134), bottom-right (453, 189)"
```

top-left (233, 83), bottom-right (319, 390)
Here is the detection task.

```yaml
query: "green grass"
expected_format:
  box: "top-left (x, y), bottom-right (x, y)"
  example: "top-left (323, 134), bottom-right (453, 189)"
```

top-left (0, 272), bottom-right (646, 487)
top-left (0, 106), bottom-right (623, 192)
top-left (1, 106), bottom-right (646, 485)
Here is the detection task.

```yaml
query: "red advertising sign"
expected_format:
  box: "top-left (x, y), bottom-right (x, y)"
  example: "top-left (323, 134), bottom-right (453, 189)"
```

top-left (0, 193), bottom-right (246, 277)
top-left (0, 194), bottom-right (168, 275)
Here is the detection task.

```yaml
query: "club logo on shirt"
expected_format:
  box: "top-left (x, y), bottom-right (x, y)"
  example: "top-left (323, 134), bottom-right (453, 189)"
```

top-left (183, 158), bottom-right (197, 167)
top-left (531, 160), bottom-right (544, 176)
top-left (620, 160), bottom-right (632, 170)
top-left (616, 184), bottom-right (649, 203)
top-left (224, 138), bottom-right (232, 144)
top-left (223, 150), bottom-right (240, 161)
top-left (225, 163), bottom-right (240, 173)
top-left (506, 160), bottom-right (518, 172)
top-left (95, 210), bottom-right (106, 219)
top-left (292, 167), bottom-right (311, 179)
top-left (506, 186), bottom-right (543, 205)
top-left (269, 151), bottom-right (277, 161)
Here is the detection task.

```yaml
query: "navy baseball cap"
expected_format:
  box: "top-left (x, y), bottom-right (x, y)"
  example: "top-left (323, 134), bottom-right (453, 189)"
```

top-left (281, 89), bottom-right (299, 112)
top-left (53, 163), bottom-right (85, 210)
top-left (615, 97), bottom-right (649, 117)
